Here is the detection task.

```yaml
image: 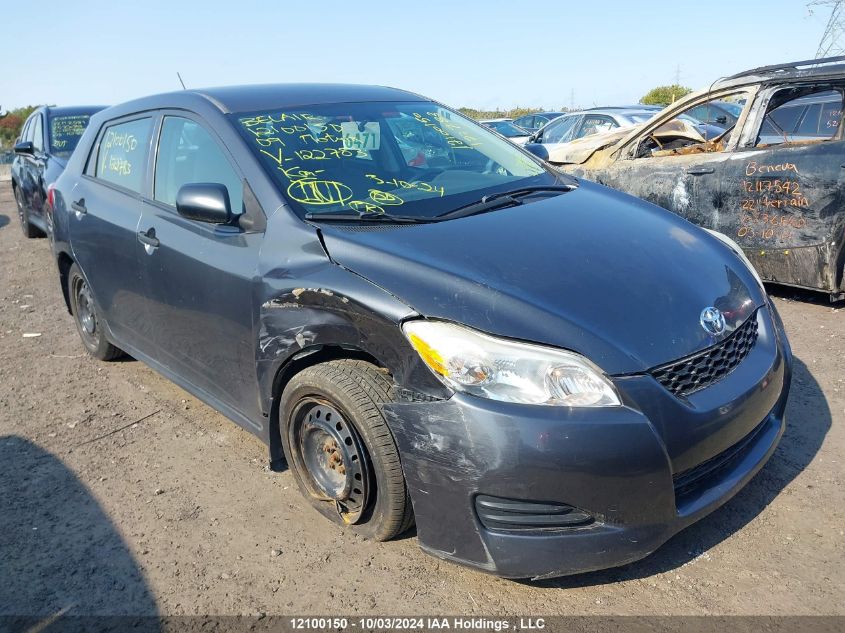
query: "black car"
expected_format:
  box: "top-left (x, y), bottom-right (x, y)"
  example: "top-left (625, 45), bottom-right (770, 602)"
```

top-left (52, 84), bottom-right (792, 579)
top-left (12, 105), bottom-right (104, 238)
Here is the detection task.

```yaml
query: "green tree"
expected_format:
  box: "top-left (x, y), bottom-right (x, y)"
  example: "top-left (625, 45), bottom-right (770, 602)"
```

top-left (639, 85), bottom-right (693, 107)
top-left (0, 105), bottom-right (39, 147)
top-left (458, 106), bottom-right (568, 120)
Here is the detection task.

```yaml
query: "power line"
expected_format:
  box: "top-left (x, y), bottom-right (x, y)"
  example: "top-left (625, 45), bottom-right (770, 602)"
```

top-left (809, 0), bottom-right (845, 57)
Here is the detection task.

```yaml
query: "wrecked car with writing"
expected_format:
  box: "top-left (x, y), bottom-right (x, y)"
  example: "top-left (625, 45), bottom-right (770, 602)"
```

top-left (526, 56), bottom-right (845, 300)
top-left (51, 83), bottom-right (791, 579)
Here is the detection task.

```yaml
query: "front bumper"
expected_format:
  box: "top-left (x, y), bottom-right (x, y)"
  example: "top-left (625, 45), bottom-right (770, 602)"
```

top-left (383, 303), bottom-right (792, 579)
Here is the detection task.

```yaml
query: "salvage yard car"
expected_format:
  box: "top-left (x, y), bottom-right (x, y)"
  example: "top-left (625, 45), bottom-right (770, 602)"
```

top-left (526, 107), bottom-right (726, 163)
top-left (12, 105), bottom-right (104, 238)
top-left (512, 110), bottom-right (566, 131)
top-left (527, 56), bottom-right (845, 300)
top-left (479, 118), bottom-right (532, 144)
top-left (51, 84), bottom-right (792, 579)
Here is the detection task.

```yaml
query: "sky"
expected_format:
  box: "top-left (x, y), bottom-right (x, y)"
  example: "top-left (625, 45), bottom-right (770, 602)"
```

top-left (0, 0), bottom-right (833, 113)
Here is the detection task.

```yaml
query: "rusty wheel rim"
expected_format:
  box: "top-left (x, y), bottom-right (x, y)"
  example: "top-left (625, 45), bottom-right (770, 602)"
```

top-left (291, 398), bottom-right (370, 524)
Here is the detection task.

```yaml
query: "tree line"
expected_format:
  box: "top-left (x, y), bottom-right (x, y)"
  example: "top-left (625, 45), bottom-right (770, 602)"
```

top-left (0, 105), bottom-right (39, 148)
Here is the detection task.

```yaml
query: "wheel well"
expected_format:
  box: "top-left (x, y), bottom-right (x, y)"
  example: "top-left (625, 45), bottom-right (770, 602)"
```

top-left (57, 252), bottom-right (74, 314)
top-left (267, 345), bottom-right (387, 470)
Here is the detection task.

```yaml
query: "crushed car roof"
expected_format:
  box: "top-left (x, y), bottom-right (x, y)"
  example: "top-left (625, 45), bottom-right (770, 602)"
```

top-left (715, 55), bottom-right (845, 89)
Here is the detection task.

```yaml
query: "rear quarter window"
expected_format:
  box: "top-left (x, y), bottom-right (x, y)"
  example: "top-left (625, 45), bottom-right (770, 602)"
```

top-left (94, 118), bottom-right (154, 193)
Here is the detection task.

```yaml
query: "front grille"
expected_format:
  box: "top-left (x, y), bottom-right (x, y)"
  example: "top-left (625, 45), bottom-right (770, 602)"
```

top-left (673, 417), bottom-right (769, 501)
top-left (651, 310), bottom-right (759, 397)
top-left (475, 495), bottom-right (594, 531)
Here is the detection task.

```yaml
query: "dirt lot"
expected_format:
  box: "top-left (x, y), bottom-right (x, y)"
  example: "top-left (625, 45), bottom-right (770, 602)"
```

top-left (0, 180), bottom-right (842, 617)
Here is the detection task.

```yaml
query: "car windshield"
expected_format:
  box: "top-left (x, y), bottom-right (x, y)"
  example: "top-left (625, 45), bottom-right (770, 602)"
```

top-left (231, 101), bottom-right (552, 220)
top-left (484, 121), bottom-right (528, 137)
top-left (49, 114), bottom-right (92, 157)
top-left (719, 102), bottom-right (743, 118)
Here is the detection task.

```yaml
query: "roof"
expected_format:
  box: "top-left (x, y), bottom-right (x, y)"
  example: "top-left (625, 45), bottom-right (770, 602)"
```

top-left (43, 105), bottom-right (107, 117)
top-left (98, 83), bottom-right (426, 121)
top-left (713, 55), bottom-right (845, 90)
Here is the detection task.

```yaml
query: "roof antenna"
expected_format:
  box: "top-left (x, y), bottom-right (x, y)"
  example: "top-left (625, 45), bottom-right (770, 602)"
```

top-left (177, 72), bottom-right (187, 90)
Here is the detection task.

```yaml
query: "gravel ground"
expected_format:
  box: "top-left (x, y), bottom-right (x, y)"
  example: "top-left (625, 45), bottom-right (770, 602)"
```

top-left (0, 181), bottom-right (842, 617)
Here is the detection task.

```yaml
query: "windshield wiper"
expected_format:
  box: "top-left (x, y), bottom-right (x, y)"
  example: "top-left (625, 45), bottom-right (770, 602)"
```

top-left (435, 184), bottom-right (577, 221)
top-left (304, 210), bottom-right (430, 224)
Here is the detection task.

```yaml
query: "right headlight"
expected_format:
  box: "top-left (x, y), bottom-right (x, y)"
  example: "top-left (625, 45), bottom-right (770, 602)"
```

top-left (402, 320), bottom-right (620, 407)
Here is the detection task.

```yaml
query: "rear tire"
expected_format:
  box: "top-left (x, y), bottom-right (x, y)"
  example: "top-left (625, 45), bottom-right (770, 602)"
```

top-left (280, 360), bottom-right (414, 541)
top-left (68, 263), bottom-right (124, 361)
top-left (14, 186), bottom-right (40, 239)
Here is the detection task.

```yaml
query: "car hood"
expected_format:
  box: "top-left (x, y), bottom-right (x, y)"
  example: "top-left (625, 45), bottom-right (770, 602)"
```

top-left (318, 181), bottom-right (764, 375)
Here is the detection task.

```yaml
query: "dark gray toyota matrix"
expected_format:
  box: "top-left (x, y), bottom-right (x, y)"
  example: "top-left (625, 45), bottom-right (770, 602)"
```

top-left (51, 84), bottom-right (792, 579)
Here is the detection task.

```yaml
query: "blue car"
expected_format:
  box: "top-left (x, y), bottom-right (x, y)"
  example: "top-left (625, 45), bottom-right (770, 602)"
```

top-left (51, 84), bottom-right (792, 579)
top-left (12, 105), bottom-right (104, 238)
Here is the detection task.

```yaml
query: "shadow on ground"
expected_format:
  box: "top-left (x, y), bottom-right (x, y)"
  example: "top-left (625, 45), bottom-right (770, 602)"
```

top-left (0, 214), bottom-right (9, 230)
top-left (766, 283), bottom-right (845, 308)
top-left (528, 356), bottom-right (829, 588)
top-left (0, 436), bottom-right (159, 625)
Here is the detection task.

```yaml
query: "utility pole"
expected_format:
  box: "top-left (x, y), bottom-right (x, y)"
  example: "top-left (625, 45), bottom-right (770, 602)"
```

top-left (674, 64), bottom-right (682, 85)
top-left (570, 88), bottom-right (575, 111)
top-left (809, 0), bottom-right (845, 57)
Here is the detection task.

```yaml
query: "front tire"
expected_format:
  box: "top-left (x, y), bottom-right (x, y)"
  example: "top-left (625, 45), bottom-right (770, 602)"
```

top-left (14, 186), bottom-right (40, 239)
top-left (280, 360), bottom-right (414, 541)
top-left (68, 263), bottom-right (124, 361)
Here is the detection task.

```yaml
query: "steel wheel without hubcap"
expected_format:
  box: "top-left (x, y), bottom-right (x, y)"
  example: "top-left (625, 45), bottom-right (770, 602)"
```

top-left (280, 360), bottom-right (414, 541)
top-left (67, 263), bottom-right (123, 361)
top-left (290, 398), bottom-right (371, 524)
top-left (73, 276), bottom-right (99, 348)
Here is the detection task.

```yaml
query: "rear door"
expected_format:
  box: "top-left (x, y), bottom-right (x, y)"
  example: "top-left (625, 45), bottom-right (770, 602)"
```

top-left (721, 85), bottom-right (845, 292)
top-left (138, 113), bottom-right (262, 420)
top-left (68, 115), bottom-right (156, 352)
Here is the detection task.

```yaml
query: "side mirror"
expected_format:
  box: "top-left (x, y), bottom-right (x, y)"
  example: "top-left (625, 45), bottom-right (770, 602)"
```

top-left (14, 141), bottom-right (34, 155)
top-left (176, 183), bottom-right (232, 224)
top-left (715, 115), bottom-right (728, 125)
top-left (524, 143), bottom-right (549, 161)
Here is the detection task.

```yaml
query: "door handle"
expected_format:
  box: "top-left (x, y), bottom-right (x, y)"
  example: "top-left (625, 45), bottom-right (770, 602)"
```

top-left (71, 199), bottom-right (87, 214)
top-left (137, 229), bottom-right (160, 248)
top-left (686, 167), bottom-right (715, 175)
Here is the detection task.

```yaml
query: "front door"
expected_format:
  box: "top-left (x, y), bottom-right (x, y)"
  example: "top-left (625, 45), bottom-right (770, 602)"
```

top-left (720, 86), bottom-right (845, 292)
top-left (138, 114), bottom-right (262, 422)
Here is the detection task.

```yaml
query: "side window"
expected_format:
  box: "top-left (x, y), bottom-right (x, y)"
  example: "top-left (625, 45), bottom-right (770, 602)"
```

top-left (154, 116), bottom-right (243, 213)
top-left (576, 115), bottom-right (617, 139)
top-left (543, 116), bottom-right (578, 143)
top-left (18, 118), bottom-right (31, 144)
top-left (95, 118), bottom-right (153, 193)
top-left (514, 116), bottom-right (532, 130)
top-left (756, 89), bottom-right (843, 146)
top-left (632, 91), bottom-right (751, 159)
top-left (31, 115), bottom-right (44, 152)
